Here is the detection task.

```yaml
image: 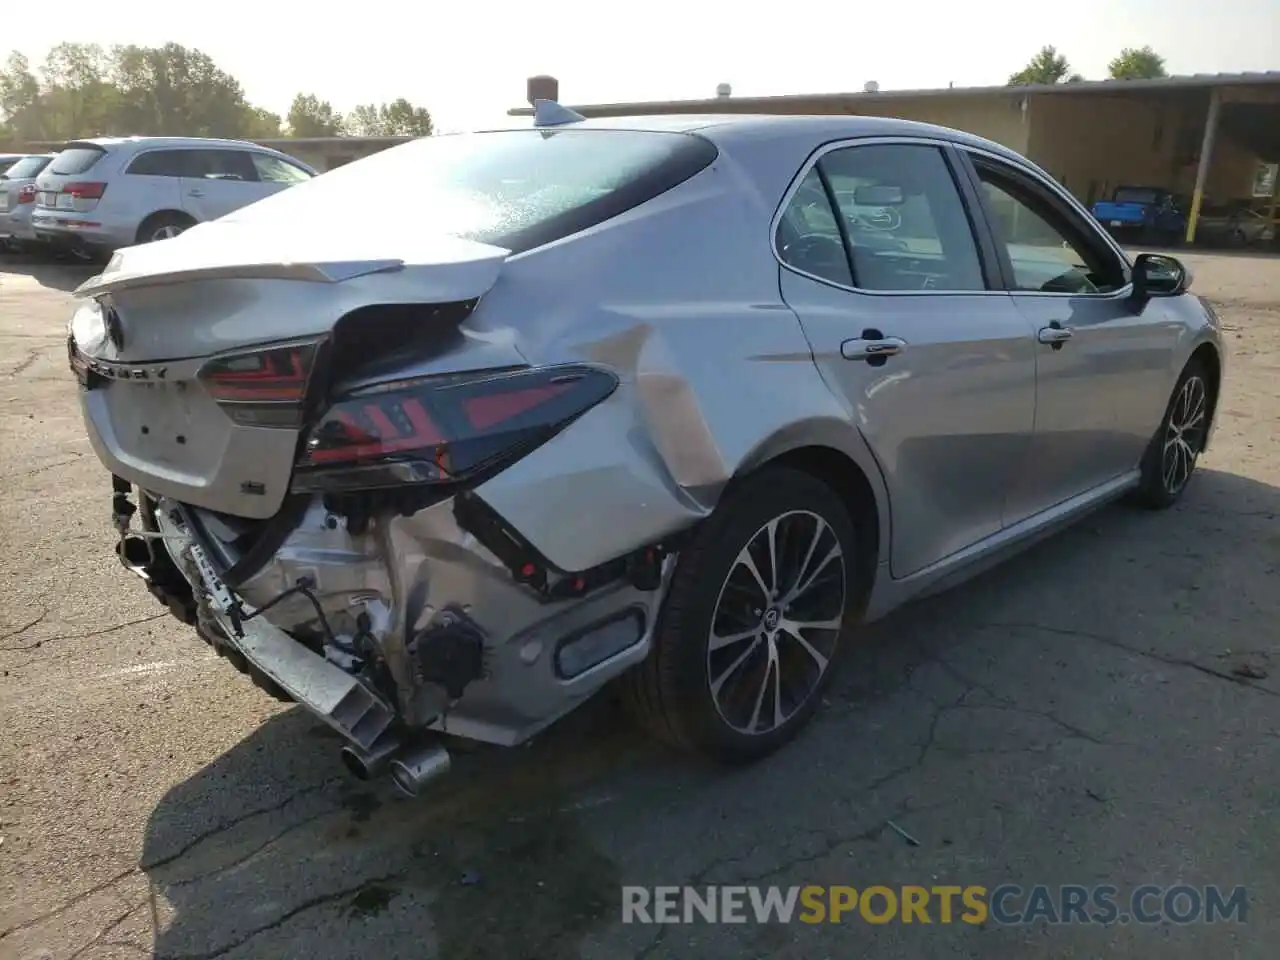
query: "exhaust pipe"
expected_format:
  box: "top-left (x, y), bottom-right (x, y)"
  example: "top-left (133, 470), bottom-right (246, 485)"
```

top-left (389, 743), bottom-right (452, 797)
top-left (340, 736), bottom-right (403, 781)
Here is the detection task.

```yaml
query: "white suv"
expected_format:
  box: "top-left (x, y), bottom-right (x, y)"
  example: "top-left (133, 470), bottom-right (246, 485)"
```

top-left (32, 136), bottom-right (317, 259)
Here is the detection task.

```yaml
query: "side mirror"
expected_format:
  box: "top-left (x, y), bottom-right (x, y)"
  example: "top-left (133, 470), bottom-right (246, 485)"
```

top-left (1131, 252), bottom-right (1191, 307)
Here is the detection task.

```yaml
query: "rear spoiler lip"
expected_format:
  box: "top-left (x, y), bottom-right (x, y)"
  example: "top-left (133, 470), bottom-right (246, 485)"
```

top-left (73, 258), bottom-right (406, 299)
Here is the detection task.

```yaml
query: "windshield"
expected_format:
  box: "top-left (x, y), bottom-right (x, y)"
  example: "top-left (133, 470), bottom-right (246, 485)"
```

top-left (49, 145), bottom-right (106, 176)
top-left (222, 129), bottom-right (718, 252)
top-left (2, 156), bottom-right (51, 180)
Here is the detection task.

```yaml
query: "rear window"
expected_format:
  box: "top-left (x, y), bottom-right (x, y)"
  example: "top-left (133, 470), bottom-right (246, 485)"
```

top-left (49, 145), bottom-right (107, 176)
top-left (1, 156), bottom-right (51, 179)
top-left (221, 129), bottom-right (719, 252)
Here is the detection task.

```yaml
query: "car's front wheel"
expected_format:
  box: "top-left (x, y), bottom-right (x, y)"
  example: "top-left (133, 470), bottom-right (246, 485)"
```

top-left (623, 466), bottom-right (861, 762)
top-left (1131, 357), bottom-right (1212, 509)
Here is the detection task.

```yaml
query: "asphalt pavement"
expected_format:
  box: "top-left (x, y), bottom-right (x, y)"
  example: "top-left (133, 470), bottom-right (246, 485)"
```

top-left (1, 250), bottom-right (1277, 959)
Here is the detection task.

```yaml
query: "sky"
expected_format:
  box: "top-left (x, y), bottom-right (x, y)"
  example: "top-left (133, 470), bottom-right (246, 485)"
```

top-left (17, 0), bottom-right (1280, 133)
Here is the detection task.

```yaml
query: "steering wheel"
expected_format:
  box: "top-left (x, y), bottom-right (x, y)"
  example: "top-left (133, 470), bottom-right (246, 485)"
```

top-left (849, 207), bottom-right (903, 232)
top-left (784, 233), bottom-right (848, 277)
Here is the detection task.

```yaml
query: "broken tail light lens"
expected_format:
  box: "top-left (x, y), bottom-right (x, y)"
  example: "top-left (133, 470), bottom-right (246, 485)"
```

top-left (197, 340), bottom-right (321, 428)
top-left (292, 364), bottom-right (618, 493)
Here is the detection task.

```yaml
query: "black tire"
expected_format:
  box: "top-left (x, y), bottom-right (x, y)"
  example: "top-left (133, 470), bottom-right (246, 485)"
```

top-left (136, 211), bottom-right (195, 245)
top-left (1130, 358), bottom-right (1212, 510)
top-left (622, 466), bottom-right (861, 762)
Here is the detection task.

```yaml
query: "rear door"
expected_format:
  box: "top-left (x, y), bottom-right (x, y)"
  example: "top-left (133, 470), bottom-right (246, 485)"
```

top-left (777, 139), bottom-right (1038, 578)
top-left (121, 148), bottom-right (188, 222)
top-left (180, 149), bottom-right (264, 220)
top-left (247, 152), bottom-right (315, 198)
top-left (957, 149), bottom-right (1181, 524)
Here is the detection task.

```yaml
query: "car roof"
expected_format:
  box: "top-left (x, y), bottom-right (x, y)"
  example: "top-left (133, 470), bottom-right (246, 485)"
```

top-left (64, 136), bottom-right (273, 152)
top-left (480, 112), bottom-right (1030, 165)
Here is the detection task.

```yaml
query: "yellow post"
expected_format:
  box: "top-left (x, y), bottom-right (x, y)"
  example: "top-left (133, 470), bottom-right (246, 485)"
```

top-left (1268, 164), bottom-right (1279, 232)
top-left (1184, 88), bottom-right (1222, 245)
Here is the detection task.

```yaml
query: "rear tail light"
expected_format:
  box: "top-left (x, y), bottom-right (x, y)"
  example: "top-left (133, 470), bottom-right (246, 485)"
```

top-left (292, 365), bottom-right (618, 493)
top-left (197, 340), bottom-right (321, 428)
top-left (16, 184), bottom-right (36, 204)
top-left (64, 181), bottom-right (107, 200)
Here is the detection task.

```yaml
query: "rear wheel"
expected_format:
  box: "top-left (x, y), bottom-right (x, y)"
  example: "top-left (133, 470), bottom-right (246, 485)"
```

top-left (622, 467), bottom-right (860, 762)
top-left (137, 211), bottom-right (195, 244)
top-left (1130, 358), bottom-right (1211, 509)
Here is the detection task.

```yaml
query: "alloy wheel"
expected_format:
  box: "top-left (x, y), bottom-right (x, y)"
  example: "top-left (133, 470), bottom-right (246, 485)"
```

top-left (706, 510), bottom-right (846, 736)
top-left (1162, 374), bottom-right (1207, 495)
top-left (151, 224), bottom-right (186, 242)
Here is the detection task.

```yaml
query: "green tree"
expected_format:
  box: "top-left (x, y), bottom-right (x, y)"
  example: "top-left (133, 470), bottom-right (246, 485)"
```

top-left (287, 93), bottom-right (345, 136)
top-left (0, 43), bottom-right (279, 142)
top-left (1008, 46), bottom-right (1083, 85)
top-left (347, 103), bottom-right (383, 135)
top-left (0, 52), bottom-right (44, 142)
top-left (242, 106), bottom-right (283, 138)
top-left (40, 42), bottom-right (117, 137)
top-left (347, 98), bottom-right (432, 137)
top-left (109, 43), bottom-right (261, 137)
top-left (1108, 46), bottom-right (1168, 80)
top-left (379, 98), bottom-right (432, 136)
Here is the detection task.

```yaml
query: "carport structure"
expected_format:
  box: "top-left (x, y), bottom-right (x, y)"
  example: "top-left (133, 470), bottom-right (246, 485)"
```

top-left (509, 72), bottom-right (1280, 243)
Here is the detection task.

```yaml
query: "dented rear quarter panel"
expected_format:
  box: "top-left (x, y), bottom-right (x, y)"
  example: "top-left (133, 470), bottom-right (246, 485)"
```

top-left (471, 131), bottom-right (889, 572)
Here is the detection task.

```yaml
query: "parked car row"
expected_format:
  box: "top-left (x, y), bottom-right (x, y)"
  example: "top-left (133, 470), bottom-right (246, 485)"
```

top-left (0, 136), bottom-right (316, 260)
top-left (1090, 184), bottom-right (1278, 248)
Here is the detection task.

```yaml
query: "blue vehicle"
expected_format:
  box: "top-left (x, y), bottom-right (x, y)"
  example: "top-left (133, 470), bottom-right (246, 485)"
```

top-left (1092, 186), bottom-right (1186, 245)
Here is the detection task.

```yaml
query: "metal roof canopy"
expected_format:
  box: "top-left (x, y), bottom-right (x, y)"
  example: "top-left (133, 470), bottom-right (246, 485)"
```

top-left (507, 71), bottom-right (1280, 117)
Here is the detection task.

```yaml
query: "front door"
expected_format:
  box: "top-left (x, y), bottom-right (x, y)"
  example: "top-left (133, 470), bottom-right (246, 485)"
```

top-left (247, 152), bottom-right (315, 199)
top-left (180, 149), bottom-right (264, 222)
top-left (961, 152), bottom-right (1182, 524)
top-left (777, 140), bottom-right (1037, 579)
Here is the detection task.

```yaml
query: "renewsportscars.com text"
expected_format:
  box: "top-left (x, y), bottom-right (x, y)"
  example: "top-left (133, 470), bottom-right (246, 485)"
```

top-left (621, 884), bottom-right (1248, 925)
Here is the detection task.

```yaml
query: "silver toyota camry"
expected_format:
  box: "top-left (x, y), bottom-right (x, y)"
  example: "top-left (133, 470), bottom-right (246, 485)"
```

top-left (67, 103), bottom-right (1224, 795)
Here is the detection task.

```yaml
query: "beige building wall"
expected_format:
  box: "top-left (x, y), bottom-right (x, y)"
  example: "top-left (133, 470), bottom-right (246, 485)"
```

top-left (1024, 94), bottom-right (1189, 203)
top-left (846, 95), bottom-right (1031, 153)
top-left (1025, 93), bottom-right (1269, 204)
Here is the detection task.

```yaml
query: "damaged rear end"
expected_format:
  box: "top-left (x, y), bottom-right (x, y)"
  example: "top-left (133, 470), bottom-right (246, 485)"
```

top-left (70, 126), bottom-right (714, 793)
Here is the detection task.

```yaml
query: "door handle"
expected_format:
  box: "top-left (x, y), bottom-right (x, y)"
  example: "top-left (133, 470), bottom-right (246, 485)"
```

top-left (187, 189), bottom-right (204, 198)
top-left (1037, 322), bottom-right (1073, 347)
top-left (841, 336), bottom-right (907, 362)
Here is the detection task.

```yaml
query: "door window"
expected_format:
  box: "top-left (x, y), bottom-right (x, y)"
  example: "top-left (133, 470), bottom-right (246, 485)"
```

top-left (777, 144), bottom-right (986, 292)
top-left (775, 168), bottom-right (854, 287)
top-left (189, 150), bottom-right (259, 182)
top-left (814, 144), bottom-right (985, 291)
top-left (251, 153), bottom-right (314, 184)
top-left (973, 162), bottom-right (1126, 294)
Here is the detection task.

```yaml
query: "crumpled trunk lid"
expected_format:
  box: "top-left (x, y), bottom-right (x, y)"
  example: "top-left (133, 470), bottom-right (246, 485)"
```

top-left (74, 219), bottom-right (511, 363)
top-left (71, 221), bottom-right (516, 520)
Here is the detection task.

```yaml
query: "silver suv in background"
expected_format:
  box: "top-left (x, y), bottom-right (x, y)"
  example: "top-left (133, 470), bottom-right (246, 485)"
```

top-left (0, 153), bottom-right (55, 251)
top-left (32, 136), bottom-right (317, 259)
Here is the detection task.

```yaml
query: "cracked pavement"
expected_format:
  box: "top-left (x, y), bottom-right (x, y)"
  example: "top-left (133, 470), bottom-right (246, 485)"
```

top-left (1, 251), bottom-right (1278, 959)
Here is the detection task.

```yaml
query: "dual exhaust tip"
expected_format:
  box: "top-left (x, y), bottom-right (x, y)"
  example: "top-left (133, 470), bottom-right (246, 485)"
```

top-left (340, 738), bottom-right (452, 798)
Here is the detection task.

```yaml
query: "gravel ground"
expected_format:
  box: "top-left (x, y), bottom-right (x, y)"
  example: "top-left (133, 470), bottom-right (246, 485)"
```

top-left (0, 250), bottom-right (1277, 960)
